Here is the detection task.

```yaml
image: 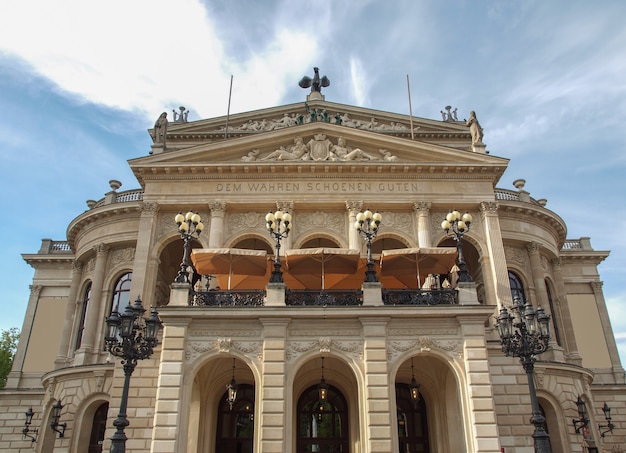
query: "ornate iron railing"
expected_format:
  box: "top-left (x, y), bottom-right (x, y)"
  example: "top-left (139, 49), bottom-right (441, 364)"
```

top-left (190, 290), bottom-right (265, 307)
top-left (285, 290), bottom-right (363, 306)
top-left (382, 289), bottom-right (458, 306)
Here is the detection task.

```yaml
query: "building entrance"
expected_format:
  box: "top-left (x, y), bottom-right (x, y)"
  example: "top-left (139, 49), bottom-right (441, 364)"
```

top-left (396, 384), bottom-right (429, 452)
top-left (297, 384), bottom-right (349, 452)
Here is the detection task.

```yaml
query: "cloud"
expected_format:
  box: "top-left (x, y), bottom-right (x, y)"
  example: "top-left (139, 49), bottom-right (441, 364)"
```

top-left (350, 57), bottom-right (368, 106)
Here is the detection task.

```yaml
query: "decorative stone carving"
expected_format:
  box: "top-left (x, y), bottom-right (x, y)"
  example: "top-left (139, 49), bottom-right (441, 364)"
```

top-left (251, 135), bottom-right (398, 163)
top-left (141, 202), bottom-right (159, 214)
top-left (479, 201), bottom-right (498, 214)
top-left (381, 212), bottom-right (412, 230)
top-left (319, 337), bottom-right (332, 353)
top-left (504, 245), bottom-right (527, 265)
top-left (110, 247), bottom-right (135, 266)
top-left (387, 337), bottom-right (463, 361)
top-left (172, 106), bottom-right (189, 123)
top-left (297, 211), bottom-right (344, 234)
top-left (440, 106), bottom-right (459, 122)
top-left (218, 338), bottom-right (232, 353)
top-left (151, 112), bottom-right (168, 144)
top-left (466, 111), bottom-right (483, 144)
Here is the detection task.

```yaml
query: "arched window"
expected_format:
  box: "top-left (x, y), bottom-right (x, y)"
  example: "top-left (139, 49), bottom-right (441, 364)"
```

top-left (396, 384), bottom-right (430, 453)
top-left (545, 279), bottom-right (562, 346)
top-left (75, 282), bottom-right (92, 350)
top-left (297, 384), bottom-right (349, 453)
top-left (508, 270), bottom-right (526, 303)
top-left (215, 384), bottom-right (254, 453)
top-left (110, 272), bottom-right (132, 313)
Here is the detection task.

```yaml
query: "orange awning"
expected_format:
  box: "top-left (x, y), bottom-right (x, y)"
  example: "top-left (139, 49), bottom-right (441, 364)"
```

top-left (285, 248), bottom-right (360, 290)
top-left (380, 247), bottom-right (457, 288)
top-left (191, 248), bottom-right (268, 290)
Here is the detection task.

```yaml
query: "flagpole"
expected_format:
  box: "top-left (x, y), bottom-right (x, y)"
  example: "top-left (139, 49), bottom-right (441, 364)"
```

top-left (225, 74), bottom-right (233, 139)
top-left (406, 74), bottom-right (415, 140)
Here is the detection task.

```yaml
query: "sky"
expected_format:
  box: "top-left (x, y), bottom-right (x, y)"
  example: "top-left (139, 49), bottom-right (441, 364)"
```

top-left (0, 0), bottom-right (625, 363)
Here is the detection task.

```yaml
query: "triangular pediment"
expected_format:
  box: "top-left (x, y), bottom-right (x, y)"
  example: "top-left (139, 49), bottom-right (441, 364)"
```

top-left (132, 118), bottom-right (508, 188)
top-left (154, 100), bottom-right (476, 152)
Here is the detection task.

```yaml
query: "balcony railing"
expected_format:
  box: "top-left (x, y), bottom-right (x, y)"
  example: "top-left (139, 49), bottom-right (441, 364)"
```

top-left (190, 290), bottom-right (265, 307)
top-left (285, 290), bottom-right (363, 306)
top-left (382, 288), bottom-right (458, 306)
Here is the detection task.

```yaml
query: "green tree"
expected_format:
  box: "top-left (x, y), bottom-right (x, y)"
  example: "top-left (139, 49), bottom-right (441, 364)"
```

top-left (0, 328), bottom-right (20, 388)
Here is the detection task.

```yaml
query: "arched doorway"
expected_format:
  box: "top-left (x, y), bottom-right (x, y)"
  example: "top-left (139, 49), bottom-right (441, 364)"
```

top-left (396, 384), bottom-right (429, 453)
top-left (215, 384), bottom-right (255, 453)
top-left (88, 402), bottom-right (109, 453)
top-left (297, 384), bottom-right (349, 453)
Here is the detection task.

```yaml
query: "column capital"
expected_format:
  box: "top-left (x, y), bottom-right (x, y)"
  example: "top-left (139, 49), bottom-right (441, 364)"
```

top-left (479, 201), bottom-right (499, 215)
top-left (413, 201), bottom-right (431, 213)
top-left (141, 201), bottom-right (159, 214)
top-left (29, 285), bottom-right (42, 296)
top-left (209, 200), bottom-right (226, 215)
top-left (345, 200), bottom-right (364, 213)
top-left (276, 201), bottom-right (294, 212)
top-left (525, 241), bottom-right (541, 255)
top-left (551, 257), bottom-right (562, 269)
top-left (93, 243), bottom-right (110, 256)
top-left (590, 281), bottom-right (603, 294)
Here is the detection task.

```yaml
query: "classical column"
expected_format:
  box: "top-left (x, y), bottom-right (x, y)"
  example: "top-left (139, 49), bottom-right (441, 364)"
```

top-left (413, 202), bottom-right (432, 247)
top-left (479, 202), bottom-right (512, 307)
top-left (208, 201), bottom-right (226, 248)
top-left (77, 243), bottom-right (109, 362)
top-left (55, 261), bottom-right (83, 367)
top-left (551, 258), bottom-right (582, 364)
top-left (6, 285), bottom-right (41, 388)
top-left (346, 201), bottom-right (363, 250)
top-left (591, 281), bottom-right (625, 381)
top-left (277, 201), bottom-right (294, 251)
top-left (131, 202), bottom-right (159, 308)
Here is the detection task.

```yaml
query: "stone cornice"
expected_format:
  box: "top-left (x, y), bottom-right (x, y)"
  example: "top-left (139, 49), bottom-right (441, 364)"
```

top-left (497, 201), bottom-right (567, 246)
top-left (67, 203), bottom-right (142, 251)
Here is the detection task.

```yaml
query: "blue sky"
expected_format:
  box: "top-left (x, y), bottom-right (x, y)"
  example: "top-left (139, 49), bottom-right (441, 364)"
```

top-left (1, 0), bottom-right (625, 362)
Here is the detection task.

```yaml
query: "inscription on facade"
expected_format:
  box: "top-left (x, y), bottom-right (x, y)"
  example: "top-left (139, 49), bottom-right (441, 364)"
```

top-left (216, 181), bottom-right (421, 193)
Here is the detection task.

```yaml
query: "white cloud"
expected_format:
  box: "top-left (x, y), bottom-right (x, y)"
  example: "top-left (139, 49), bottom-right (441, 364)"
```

top-left (350, 57), bottom-right (368, 106)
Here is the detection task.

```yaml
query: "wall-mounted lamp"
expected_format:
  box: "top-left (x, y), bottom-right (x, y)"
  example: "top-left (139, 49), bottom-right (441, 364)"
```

top-left (599, 402), bottom-right (615, 438)
top-left (318, 357), bottom-right (329, 403)
top-left (50, 400), bottom-right (67, 438)
top-left (572, 396), bottom-right (589, 434)
top-left (22, 407), bottom-right (38, 443)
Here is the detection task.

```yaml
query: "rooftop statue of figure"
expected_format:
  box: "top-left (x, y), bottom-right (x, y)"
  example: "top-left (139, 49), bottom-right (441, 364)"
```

top-left (298, 67), bottom-right (330, 94)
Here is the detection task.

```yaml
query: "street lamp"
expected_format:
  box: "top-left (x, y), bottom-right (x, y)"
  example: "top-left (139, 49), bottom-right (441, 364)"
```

top-left (174, 211), bottom-right (204, 283)
top-left (354, 209), bottom-right (382, 282)
top-left (50, 400), bottom-right (67, 438)
top-left (599, 402), bottom-right (615, 438)
top-left (572, 396), bottom-right (589, 434)
top-left (265, 209), bottom-right (292, 283)
top-left (495, 295), bottom-right (551, 453)
top-left (105, 297), bottom-right (162, 453)
top-left (22, 407), bottom-right (38, 443)
top-left (441, 209), bottom-right (472, 282)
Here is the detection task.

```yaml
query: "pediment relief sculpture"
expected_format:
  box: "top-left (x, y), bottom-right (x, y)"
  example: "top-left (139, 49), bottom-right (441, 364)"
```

top-left (242, 134), bottom-right (399, 163)
top-left (213, 111), bottom-right (416, 135)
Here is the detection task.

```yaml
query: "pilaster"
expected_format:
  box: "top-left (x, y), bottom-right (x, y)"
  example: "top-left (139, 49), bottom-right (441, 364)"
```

top-left (6, 285), bottom-right (41, 388)
top-left (360, 317), bottom-right (393, 452)
top-left (259, 318), bottom-right (290, 453)
top-left (55, 261), bottom-right (83, 367)
top-left (132, 202), bottom-right (160, 308)
top-left (591, 281), bottom-right (625, 381)
top-left (551, 258), bottom-right (582, 365)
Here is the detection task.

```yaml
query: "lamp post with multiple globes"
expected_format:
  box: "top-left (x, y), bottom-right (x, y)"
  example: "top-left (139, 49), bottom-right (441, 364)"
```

top-left (105, 297), bottom-right (162, 453)
top-left (354, 209), bottom-right (382, 282)
top-left (495, 295), bottom-right (551, 453)
top-left (265, 209), bottom-right (292, 283)
top-left (441, 209), bottom-right (473, 282)
top-left (174, 211), bottom-right (204, 283)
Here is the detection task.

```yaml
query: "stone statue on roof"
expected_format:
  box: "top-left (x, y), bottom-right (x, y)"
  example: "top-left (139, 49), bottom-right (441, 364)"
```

top-left (299, 67), bottom-right (330, 94)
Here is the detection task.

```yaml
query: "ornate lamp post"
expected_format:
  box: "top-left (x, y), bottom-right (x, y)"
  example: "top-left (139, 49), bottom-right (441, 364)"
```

top-left (354, 209), bottom-right (382, 282)
top-left (105, 297), bottom-right (162, 453)
top-left (174, 211), bottom-right (204, 283)
top-left (441, 209), bottom-right (473, 282)
top-left (265, 209), bottom-right (292, 283)
top-left (496, 296), bottom-right (551, 453)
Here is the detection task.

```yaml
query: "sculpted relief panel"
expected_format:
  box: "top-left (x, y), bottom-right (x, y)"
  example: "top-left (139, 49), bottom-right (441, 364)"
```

top-left (242, 134), bottom-right (398, 163)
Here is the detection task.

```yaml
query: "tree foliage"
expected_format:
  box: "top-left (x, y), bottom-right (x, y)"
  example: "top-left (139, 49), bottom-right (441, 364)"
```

top-left (0, 328), bottom-right (20, 388)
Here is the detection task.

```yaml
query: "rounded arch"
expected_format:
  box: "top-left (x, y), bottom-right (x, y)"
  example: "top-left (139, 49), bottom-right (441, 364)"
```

top-left (293, 231), bottom-right (347, 249)
top-left (182, 353), bottom-right (260, 453)
top-left (537, 392), bottom-right (569, 453)
top-left (70, 393), bottom-right (110, 453)
top-left (229, 233), bottom-right (274, 252)
top-left (391, 350), bottom-right (470, 453)
top-left (289, 353), bottom-right (361, 453)
top-left (507, 268), bottom-right (529, 303)
top-left (73, 280), bottom-right (93, 351)
top-left (371, 233), bottom-right (414, 254)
